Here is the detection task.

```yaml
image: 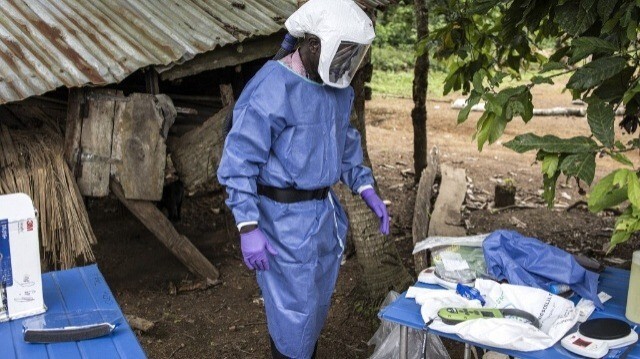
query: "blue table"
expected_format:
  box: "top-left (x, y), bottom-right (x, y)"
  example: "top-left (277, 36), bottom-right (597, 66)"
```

top-left (379, 267), bottom-right (640, 358)
top-left (0, 265), bottom-right (146, 358)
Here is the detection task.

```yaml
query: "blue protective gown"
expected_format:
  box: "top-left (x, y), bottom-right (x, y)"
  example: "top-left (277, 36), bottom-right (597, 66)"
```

top-left (217, 60), bottom-right (374, 359)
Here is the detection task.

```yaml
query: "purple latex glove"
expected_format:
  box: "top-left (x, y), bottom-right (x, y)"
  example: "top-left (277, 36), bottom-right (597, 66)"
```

top-left (361, 188), bottom-right (390, 235)
top-left (240, 228), bottom-right (278, 271)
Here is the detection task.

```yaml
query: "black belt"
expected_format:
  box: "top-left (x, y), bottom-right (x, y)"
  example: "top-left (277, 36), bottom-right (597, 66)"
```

top-left (257, 184), bottom-right (329, 203)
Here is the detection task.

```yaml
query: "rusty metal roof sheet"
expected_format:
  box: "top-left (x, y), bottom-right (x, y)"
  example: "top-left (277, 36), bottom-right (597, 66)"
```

top-left (0, 0), bottom-right (390, 105)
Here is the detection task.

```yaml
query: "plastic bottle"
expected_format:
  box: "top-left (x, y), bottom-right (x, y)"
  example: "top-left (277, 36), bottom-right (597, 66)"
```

top-left (548, 283), bottom-right (571, 295)
top-left (626, 250), bottom-right (640, 324)
top-left (456, 283), bottom-right (486, 306)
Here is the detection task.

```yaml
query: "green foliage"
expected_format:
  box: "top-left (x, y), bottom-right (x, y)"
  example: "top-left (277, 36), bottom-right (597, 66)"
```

top-left (371, 45), bottom-right (415, 72)
top-left (432, 0), bottom-right (640, 251)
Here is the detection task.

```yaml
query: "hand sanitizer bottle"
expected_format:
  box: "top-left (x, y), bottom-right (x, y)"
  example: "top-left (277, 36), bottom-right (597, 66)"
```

top-left (627, 250), bottom-right (640, 324)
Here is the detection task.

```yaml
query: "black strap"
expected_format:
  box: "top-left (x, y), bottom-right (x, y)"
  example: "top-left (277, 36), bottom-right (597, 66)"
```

top-left (257, 184), bottom-right (329, 203)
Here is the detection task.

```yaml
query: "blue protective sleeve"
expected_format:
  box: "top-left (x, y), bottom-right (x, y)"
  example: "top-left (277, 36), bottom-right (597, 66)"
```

top-left (340, 124), bottom-right (374, 193)
top-left (483, 230), bottom-right (603, 308)
top-left (218, 103), bottom-right (285, 225)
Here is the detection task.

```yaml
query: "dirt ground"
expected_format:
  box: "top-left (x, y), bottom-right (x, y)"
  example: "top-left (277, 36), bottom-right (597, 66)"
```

top-left (89, 80), bottom-right (639, 358)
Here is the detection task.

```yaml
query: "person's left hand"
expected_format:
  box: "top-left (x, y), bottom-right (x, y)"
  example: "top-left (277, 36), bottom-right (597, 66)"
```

top-left (361, 188), bottom-right (390, 235)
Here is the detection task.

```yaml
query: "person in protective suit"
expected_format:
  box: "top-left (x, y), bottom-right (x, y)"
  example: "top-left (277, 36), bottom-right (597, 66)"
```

top-left (217, 0), bottom-right (389, 358)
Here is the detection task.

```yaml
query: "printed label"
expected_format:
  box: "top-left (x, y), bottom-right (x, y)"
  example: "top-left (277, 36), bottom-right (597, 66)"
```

top-left (0, 219), bottom-right (11, 287)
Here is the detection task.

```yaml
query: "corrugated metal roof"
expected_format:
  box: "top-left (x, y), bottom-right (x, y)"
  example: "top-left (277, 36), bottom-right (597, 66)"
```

top-left (0, 0), bottom-right (390, 105)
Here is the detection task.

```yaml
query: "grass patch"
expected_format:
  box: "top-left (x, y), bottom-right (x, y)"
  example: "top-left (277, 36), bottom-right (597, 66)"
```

top-left (370, 70), bottom-right (448, 99)
top-left (370, 69), bottom-right (570, 99)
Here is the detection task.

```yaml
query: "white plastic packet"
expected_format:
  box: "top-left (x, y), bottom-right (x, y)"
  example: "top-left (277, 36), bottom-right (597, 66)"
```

top-left (413, 279), bottom-right (580, 352)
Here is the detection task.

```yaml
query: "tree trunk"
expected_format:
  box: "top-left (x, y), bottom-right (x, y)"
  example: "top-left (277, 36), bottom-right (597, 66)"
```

top-left (344, 67), bottom-right (413, 298)
top-left (412, 0), bottom-right (429, 183)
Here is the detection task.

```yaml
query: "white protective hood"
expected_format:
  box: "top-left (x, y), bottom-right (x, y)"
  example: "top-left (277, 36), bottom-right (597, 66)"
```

top-left (285, 0), bottom-right (375, 88)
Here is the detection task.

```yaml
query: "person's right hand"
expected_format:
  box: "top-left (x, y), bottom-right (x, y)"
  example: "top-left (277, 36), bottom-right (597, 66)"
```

top-left (240, 228), bottom-right (278, 270)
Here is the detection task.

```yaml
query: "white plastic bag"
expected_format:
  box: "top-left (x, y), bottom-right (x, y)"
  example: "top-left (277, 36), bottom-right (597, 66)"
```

top-left (424, 279), bottom-right (580, 352)
top-left (369, 291), bottom-right (450, 359)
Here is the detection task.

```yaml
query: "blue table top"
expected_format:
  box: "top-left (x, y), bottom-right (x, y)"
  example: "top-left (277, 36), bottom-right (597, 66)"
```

top-left (380, 267), bottom-right (640, 358)
top-left (0, 264), bottom-right (146, 359)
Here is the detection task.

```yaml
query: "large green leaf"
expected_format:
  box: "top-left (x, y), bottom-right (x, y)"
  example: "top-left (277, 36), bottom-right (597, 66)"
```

top-left (476, 112), bottom-right (506, 151)
top-left (531, 76), bottom-right (554, 85)
top-left (470, 0), bottom-right (502, 14)
top-left (542, 153), bottom-right (560, 178)
top-left (458, 91), bottom-right (482, 124)
top-left (556, 0), bottom-right (598, 36)
top-left (566, 56), bottom-right (628, 91)
top-left (586, 100), bottom-right (615, 147)
top-left (610, 152), bottom-right (634, 167)
top-left (609, 230), bottom-right (632, 253)
top-left (588, 171), bottom-right (628, 212)
top-left (505, 90), bottom-right (534, 123)
top-left (597, 0), bottom-right (618, 19)
top-left (504, 133), bottom-right (599, 153)
top-left (614, 169), bottom-right (630, 187)
top-left (541, 61), bottom-right (567, 73)
top-left (627, 171), bottom-right (640, 208)
top-left (560, 152), bottom-right (596, 185)
top-left (570, 36), bottom-right (619, 64)
top-left (593, 67), bottom-right (635, 102)
top-left (623, 82), bottom-right (640, 105)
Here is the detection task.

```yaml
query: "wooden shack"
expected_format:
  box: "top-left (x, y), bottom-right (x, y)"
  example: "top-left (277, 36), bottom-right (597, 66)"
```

top-left (0, 0), bottom-right (389, 280)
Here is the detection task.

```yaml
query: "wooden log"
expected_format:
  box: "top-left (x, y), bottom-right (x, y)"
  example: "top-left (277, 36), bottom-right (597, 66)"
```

top-left (428, 164), bottom-right (467, 237)
top-left (412, 147), bottom-right (439, 272)
top-left (168, 105), bottom-right (232, 193)
top-left (111, 180), bottom-right (219, 281)
top-left (452, 98), bottom-right (627, 117)
top-left (494, 183), bottom-right (516, 208)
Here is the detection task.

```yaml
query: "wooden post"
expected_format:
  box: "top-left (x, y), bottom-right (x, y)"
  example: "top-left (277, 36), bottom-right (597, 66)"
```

top-left (64, 88), bottom-right (86, 176)
top-left (412, 0), bottom-right (429, 183)
top-left (145, 68), bottom-right (160, 95)
top-left (412, 147), bottom-right (439, 272)
top-left (77, 89), bottom-right (121, 197)
top-left (111, 180), bottom-right (220, 281)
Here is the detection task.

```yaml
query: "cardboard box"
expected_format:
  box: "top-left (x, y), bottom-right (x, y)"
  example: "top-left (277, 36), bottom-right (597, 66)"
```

top-left (0, 193), bottom-right (46, 322)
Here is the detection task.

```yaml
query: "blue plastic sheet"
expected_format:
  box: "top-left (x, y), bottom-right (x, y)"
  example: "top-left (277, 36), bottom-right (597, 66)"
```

top-left (483, 230), bottom-right (603, 308)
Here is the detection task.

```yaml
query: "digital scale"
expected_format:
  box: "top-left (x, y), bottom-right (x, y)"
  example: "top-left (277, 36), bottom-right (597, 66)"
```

top-left (561, 318), bottom-right (638, 358)
top-left (438, 307), bottom-right (541, 328)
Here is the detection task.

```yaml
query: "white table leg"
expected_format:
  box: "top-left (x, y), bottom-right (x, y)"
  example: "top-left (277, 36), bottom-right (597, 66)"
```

top-left (464, 343), bottom-right (471, 359)
top-left (399, 325), bottom-right (408, 359)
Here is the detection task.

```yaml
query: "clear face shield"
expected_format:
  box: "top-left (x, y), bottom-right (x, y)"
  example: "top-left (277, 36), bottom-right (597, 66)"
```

top-left (326, 41), bottom-right (370, 87)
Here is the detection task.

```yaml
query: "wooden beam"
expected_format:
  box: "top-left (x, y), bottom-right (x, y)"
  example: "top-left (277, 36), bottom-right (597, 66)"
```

top-left (111, 180), bottom-right (220, 281)
top-left (158, 33), bottom-right (283, 81)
